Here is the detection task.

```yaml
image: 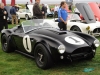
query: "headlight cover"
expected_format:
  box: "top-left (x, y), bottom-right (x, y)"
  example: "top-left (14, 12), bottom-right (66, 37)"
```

top-left (58, 45), bottom-right (65, 54)
top-left (86, 26), bottom-right (90, 30)
top-left (94, 39), bottom-right (100, 47)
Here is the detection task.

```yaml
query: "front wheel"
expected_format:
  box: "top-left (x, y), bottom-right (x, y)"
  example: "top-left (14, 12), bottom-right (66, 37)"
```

top-left (34, 44), bottom-right (53, 69)
top-left (25, 14), bottom-right (29, 20)
top-left (1, 34), bottom-right (15, 53)
top-left (70, 26), bottom-right (81, 32)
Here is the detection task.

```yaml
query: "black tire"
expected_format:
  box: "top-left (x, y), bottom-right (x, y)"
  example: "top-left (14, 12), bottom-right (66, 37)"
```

top-left (70, 26), bottom-right (81, 32)
top-left (25, 14), bottom-right (29, 20)
top-left (18, 20), bottom-right (20, 23)
top-left (34, 44), bottom-right (53, 69)
top-left (1, 34), bottom-right (15, 53)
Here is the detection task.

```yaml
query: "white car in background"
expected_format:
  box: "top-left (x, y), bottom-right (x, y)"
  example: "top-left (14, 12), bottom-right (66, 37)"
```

top-left (17, 9), bottom-right (33, 20)
top-left (53, 3), bottom-right (100, 36)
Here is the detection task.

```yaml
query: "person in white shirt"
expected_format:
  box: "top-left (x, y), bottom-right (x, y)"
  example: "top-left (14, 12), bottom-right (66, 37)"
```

top-left (54, 5), bottom-right (59, 18)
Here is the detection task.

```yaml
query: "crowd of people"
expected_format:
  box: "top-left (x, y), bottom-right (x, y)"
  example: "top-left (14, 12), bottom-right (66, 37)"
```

top-left (32, 0), bottom-right (68, 30)
top-left (0, 0), bottom-right (71, 32)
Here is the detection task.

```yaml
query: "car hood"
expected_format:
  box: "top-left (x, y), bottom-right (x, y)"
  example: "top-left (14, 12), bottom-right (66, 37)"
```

top-left (75, 3), bottom-right (96, 23)
top-left (29, 28), bottom-right (91, 53)
top-left (89, 2), bottom-right (100, 21)
top-left (4, 6), bottom-right (12, 18)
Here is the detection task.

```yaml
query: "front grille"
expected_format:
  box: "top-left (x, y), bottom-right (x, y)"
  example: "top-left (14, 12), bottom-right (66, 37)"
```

top-left (72, 47), bottom-right (92, 54)
top-left (93, 28), bottom-right (100, 33)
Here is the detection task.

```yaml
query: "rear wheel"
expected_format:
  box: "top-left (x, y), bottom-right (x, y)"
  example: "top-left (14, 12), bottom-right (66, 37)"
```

top-left (34, 44), bottom-right (53, 69)
top-left (1, 34), bottom-right (15, 53)
top-left (25, 14), bottom-right (29, 20)
top-left (70, 26), bottom-right (81, 32)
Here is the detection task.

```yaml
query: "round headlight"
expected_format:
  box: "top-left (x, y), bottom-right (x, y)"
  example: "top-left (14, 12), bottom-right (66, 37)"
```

top-left (58, 45), bottom-right (65, 54)
top-left (94, 39), bottom-right (100, 47)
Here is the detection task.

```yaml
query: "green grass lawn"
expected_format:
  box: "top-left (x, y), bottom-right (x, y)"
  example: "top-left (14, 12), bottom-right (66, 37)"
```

top-left (0, 19), bottom-right (100, 75)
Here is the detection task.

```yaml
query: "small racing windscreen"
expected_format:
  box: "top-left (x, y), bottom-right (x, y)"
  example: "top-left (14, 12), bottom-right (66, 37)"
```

top-left (21, 19), bottom-right (58, 33)
top-left (68, 13), bottom-right (81, 20)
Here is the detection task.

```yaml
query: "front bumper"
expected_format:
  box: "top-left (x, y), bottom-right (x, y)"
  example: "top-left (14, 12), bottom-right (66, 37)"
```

top-left (59, 47), bottom-right (95, 61)
top-left (88, 28), bottom-right (100, 36)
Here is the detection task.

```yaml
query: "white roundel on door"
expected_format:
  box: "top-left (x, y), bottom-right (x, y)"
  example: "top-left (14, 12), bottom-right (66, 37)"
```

top-left (23, 35), bottom-right (32, 52)
top-left (65, 36), bottom-right (85, 45)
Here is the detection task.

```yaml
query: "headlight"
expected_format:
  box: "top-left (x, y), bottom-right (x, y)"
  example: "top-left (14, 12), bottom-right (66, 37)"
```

top-left (86, 26), bottom-right (90, 30)
top-left (94, 39), bottom-right (100, 47)
top-left (58, 45), bottom-right (65, 54)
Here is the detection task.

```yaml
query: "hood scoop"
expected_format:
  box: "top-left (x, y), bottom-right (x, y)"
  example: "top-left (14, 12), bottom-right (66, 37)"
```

top-left (48, 29), bottom-right (67, 35)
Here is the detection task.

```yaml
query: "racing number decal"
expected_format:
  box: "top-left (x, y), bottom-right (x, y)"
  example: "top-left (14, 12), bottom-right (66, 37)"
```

top-left (23, 35), bottom-right (32, 52)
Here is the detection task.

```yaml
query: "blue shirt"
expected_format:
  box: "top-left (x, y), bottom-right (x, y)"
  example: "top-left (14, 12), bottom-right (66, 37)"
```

top-left (58, 8), bottom-right (68, 22)
top-left (10, 7), bottom-right (16, 15)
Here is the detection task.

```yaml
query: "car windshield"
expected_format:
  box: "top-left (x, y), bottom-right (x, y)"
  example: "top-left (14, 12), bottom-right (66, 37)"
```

top-left (68, 14), bottom-right (81, 20)
top-left (21, 19), bottom-right (58, 33)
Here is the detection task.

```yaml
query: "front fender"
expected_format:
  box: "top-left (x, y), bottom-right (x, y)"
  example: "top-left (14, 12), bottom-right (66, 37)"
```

top-left (73, 31), bottom-right (96, 45)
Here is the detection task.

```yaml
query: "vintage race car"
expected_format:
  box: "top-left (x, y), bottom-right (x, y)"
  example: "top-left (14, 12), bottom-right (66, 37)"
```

top-left (16, 9), bottom-right (33, 20)
top-left (89, 2), bottom-right (100, 21)
top-left (1, 19), bottom-right (100, 69)
top-left (54, 3), bottom-right (100, 36)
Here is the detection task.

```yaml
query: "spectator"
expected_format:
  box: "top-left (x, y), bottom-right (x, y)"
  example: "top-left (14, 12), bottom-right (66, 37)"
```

top-left (25, 2), bottom-right (29, 9)
top-left (0, 3), bottom-right (8, 32)
top-left (15, 4), bottom-right (20, 11)
top-left (58, 1), bottom-right (68, 31)
top-left (41, 4), bottom-right (47, 19)
top-left (10, 5), bottom-right (18, 25)
top-left (44, 4), bottom-right (47, 18)
top-left (69, 4), bottom-right (73, 11)
top-left (74, 8), bottom-right (80, 16)
top-left (33, 0), bottom-right (44, 19)
top-left (54, 5), bottom-right (59, 18)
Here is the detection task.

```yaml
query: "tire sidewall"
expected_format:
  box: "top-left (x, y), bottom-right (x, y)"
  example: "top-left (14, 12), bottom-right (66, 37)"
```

top-left (1, 34), bottom-right (14, 53)
top-left (34, 44), bottom-right (52, 69)
top-left (25, 15), bottom-right (29, 20)
top-left (71, 26), bottom-right (81, 32)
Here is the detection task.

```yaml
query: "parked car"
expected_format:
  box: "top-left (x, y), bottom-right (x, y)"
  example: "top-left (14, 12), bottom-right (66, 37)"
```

top-left (89, 2), bottom-right (100, 21)
top-left (1, 19), bottom-right (100, 69)
top-left (45, 4), bottom-right (54, 17)
top-left (53, 3), bottom-right (100, 36)
top-left (4, 6), bottom-right (20, 24)
top-left (17, 9), bottom-right (33, 20)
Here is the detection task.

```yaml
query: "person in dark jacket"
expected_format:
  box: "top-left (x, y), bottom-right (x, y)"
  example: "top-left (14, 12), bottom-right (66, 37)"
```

top-left (33, 0), bottom-right (44, 19)
top-left (25, 2), bottom-right (29, 9)
top-left (0, 3), bottom-right (8, 32)
top-left (10, 5), bottom-right (18, 25)
top-left (41, 4), bottom-right (47, 18)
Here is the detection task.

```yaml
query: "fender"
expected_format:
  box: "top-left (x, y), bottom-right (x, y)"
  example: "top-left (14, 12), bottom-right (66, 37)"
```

top-left (73, 31), bottom-right (96, 44)
top-left (1, 29), bottom-right (12, 37)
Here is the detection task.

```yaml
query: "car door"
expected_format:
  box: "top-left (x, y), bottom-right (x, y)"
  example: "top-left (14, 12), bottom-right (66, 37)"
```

top-left (12, 32), bottom-right (35, 54)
